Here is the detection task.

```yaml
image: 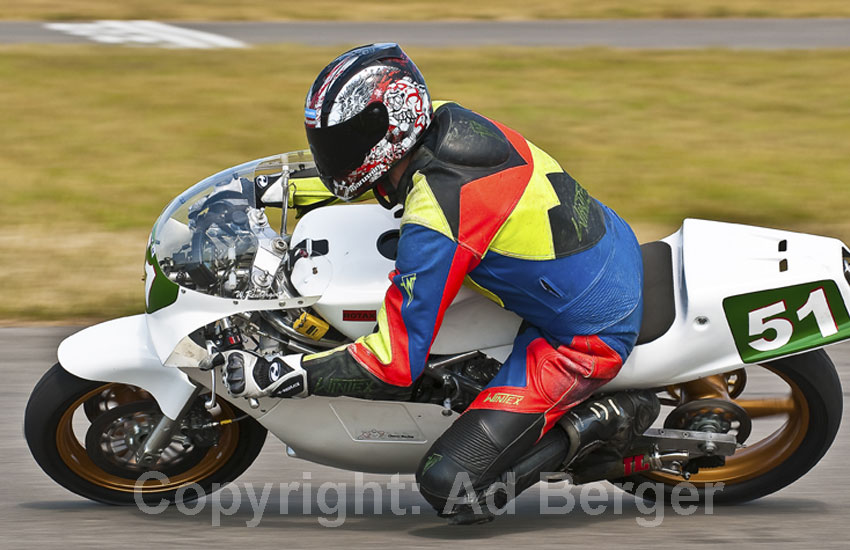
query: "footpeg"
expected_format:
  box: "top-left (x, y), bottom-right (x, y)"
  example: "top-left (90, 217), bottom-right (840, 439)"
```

top-left (641, 427), bottom-right (738, 456)
top-left (567, 429), bottom-right (738, 484)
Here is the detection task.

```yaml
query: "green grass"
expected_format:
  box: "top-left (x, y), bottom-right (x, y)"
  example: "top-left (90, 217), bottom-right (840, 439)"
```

top-left (5, 0), bottom-right (850, 20)
top-left (2, 45), bottom-right (849, 322)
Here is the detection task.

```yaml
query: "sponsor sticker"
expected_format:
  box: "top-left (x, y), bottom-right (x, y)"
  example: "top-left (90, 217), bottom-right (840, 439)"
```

top-left (343, 310), bottom-right (377, 322)
top-left (304, 108), bottom-right (318, 127)
top-left (623, 455), bottom-right (651, 476)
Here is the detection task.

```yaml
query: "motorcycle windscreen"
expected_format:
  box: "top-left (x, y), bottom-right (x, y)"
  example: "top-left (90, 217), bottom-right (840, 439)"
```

top-left (148, 155), bottom-right (288, 300)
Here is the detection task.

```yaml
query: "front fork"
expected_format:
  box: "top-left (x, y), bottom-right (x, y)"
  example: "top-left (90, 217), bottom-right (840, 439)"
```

top-left (135, 386), bottom-right (201, 466)
top-left (136, 322), bottom-right (262, 465)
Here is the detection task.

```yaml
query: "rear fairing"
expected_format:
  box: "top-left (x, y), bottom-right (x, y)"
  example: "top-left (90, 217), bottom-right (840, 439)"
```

top-left (603, 218), bottom-right (850, 389)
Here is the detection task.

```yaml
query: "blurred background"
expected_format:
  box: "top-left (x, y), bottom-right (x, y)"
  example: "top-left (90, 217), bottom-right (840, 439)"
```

top-left (3, 4), bottom-right (850, 549)
top-left (1, 1), bottom-right (849, 324)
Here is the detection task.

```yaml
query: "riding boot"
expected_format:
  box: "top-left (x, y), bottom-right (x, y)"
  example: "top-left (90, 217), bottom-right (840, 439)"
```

top-left (558, 389), bottom-right (661, 466)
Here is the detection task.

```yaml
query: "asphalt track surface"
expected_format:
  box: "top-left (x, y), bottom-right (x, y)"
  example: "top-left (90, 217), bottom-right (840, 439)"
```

top-left (3, 19), bottom-right (850, 48)
top-left (2, 326), bottom-right (849, 548)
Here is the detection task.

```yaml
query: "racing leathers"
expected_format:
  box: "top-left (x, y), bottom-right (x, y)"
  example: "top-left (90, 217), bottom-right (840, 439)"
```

top-left (299, 101), bottom-right (644, 515)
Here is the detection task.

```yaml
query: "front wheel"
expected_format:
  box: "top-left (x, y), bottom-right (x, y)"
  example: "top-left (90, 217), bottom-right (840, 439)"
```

top-left (616, 349), bottom-right (843, 503)
top-left (25, 363), bottom-right (267, 505)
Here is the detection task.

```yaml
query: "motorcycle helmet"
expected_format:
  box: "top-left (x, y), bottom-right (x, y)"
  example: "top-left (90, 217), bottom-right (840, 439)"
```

top-left (304, 43), bottom-right (432, 201)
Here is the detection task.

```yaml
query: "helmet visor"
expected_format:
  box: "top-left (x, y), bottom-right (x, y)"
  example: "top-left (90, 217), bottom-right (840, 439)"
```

top-left (305, 102), bottom-right (389, 182)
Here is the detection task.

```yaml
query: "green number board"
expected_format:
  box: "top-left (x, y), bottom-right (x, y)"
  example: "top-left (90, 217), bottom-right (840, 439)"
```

top-left (723, 280), bottom-right (850, 363)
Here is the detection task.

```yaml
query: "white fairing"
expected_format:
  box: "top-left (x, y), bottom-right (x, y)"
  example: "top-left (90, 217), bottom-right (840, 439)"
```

top-left (290, 204), bottom-right (398, 340)
top-left (57, 315), bottom-right (197, 420)
top-left (290, 204), bottom-right (523, 350)
top-left (260, 397), bottom-right (456, 473)
top-left (609, 218), bottom-right (850, 389)
top-left (57, 291), bottom-right (320, 420)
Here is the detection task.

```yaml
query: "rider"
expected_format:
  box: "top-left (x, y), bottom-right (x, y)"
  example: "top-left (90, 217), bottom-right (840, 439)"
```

top-left (221, 43), bottom-right (658, 523)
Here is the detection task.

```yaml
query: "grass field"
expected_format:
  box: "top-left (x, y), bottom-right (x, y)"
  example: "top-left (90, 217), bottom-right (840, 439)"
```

top-left (5, 0), bottom-right (850, 21)
top-left (1, 45), bottom-right (849, 322)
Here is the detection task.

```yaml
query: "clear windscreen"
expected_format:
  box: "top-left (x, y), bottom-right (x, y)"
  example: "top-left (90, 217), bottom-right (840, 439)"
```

top-left (149, 155), bottom-right (292, 300)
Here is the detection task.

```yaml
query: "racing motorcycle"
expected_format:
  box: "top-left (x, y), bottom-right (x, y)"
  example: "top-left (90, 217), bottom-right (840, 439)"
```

top-left (25, 151), bottom-right (844, 507)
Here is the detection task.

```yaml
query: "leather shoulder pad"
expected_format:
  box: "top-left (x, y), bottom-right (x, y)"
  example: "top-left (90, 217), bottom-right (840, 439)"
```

top-left (429, 103), bottom-right (512, 168)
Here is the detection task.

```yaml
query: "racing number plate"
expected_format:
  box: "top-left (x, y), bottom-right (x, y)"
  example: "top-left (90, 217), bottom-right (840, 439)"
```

top-left (723, 280), bottom-right (850, 363)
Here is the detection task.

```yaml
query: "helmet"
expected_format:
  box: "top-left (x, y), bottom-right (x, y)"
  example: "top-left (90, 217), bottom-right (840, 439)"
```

top-left (304, 43), bottom-right (432, 201)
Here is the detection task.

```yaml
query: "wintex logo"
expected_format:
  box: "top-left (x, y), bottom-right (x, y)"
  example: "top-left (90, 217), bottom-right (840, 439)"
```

top-left (312, 377), bottom-right (374, 395)
top-left (483, 392), bottom-right (525, 406)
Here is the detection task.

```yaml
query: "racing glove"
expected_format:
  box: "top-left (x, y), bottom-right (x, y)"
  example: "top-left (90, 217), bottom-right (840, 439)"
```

top-left (218, 350), bottom-right (308, 399)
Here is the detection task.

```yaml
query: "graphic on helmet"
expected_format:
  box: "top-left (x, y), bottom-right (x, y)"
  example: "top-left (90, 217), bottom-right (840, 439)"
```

top-left (304, 43), bottom-right (432, 201)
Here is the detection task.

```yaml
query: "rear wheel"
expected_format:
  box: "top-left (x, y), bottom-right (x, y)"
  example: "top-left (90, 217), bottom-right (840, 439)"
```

top-left (25, 363), bottom-right (267, 505)
top-left (616, 350), bottom-right (842, 503)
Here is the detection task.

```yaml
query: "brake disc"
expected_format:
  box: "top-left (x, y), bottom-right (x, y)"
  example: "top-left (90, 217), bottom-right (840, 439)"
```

top-left (84, 401), bottom-right (207, 478)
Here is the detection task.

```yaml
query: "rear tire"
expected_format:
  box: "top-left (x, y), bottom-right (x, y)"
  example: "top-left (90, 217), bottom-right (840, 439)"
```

top-left (615, 349), bottom-right (842, 504)
top-left (25, 363), bottom-right (267, 505)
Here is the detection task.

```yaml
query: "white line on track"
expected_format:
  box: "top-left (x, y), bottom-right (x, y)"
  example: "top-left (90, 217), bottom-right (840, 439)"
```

top-left (44, 20), bottom-right (247, 49)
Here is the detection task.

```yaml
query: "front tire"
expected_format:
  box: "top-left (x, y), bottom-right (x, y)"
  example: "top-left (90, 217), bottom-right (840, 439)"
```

top-left (617, 349), bottom-right (842, 504)
top-left (25, 363), bottom-right (267, 505)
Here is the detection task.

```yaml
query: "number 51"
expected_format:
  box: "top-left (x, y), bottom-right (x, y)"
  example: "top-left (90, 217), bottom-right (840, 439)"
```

top-left (748, 287), bottom-right (838, 352)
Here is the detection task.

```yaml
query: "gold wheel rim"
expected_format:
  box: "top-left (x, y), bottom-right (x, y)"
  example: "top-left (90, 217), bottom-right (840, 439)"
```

top-left (83, 385), bottom-right (152, 419)
top-left (648, 365), bottom-right (809, 486)
top-left (56, 384), bottom-right (241, 493)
